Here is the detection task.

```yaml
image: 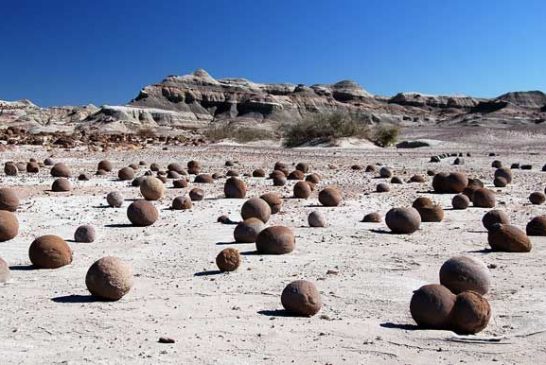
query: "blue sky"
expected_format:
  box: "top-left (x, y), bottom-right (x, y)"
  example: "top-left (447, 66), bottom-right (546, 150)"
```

top-left (0, 0), bottom-right (544, 106)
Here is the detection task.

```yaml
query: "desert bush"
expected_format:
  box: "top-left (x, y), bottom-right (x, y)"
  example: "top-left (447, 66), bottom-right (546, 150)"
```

top-left (372, 124), bottom-right (400, 147)
top-left (203, 124), bottom-right (275, 143)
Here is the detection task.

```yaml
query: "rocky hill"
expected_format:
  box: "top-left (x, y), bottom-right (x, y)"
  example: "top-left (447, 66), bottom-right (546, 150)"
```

top-left (1, 69), bottom-right (545, 135)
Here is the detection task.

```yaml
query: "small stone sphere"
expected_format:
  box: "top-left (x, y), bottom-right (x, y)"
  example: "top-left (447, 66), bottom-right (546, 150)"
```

top-left (386, 207), bottom-right (421, 234)
top-left (0, 188), bottom-right (19, 211)
top-left (167, 170), bottom-right (181, 179)
top-left (172, 196), bottom-right (192, 210)
top-left (167, 162), bottom-right (185, 174)
top-left (293, 181), bottom-right (312, 199)
top-left (52, 178), bottom-right (72, 192)
top-left (106, 191), bottom-right (124, 207)
top-left (26, 162), bottom-right (39, 173)
top-left (493, 176), bottom-right (507, 187)
top-left (96, 169), bottom-right (107, 176)
top-left (362, 212), bottom-right (382, 223)
top-left (351, 164), bottom-right (363, 170)
top-left (318, 187), bottom-right (342, 207)
top-left (376, 183), bottom-right (390, 193)
top-left (85, 256), bottom-right (133, 301)
top-left (252, 169), bottom-right (266, 177)
top-left (379, 167), bottom-right (393, 178)
top-left (234, 218), bottom-right (265, 243)
top-left (305, 173), bottom-right (320, 184)
top-left (74, 224), bottom-right (96, 243)
top-left (511, 163), bottom-right (520, 169)
top-left (526, 215), bottom-right (546, 236)
top-left (272, 175), bottom-right (287, 186)
top-left (241, 198), bottom-right (271, 223)
top-left (494, 167), bottom-right (512, 184)
top-left (260, 192), bottom-right (283, 214)
top-left (273, 162), bottom-right (289, 175)
top-left (488, 223), bottom-right (531, 252)
top-left (131, 176), bottom-right (145, 187)
top-left (173, 179), bottom-right (188, 188)
top-left (409, 175), bottom-right (426, 183)
top-left (224, 177), bottom-right (247, 199)
top-left (16, 162), bottom-right (26, 171)
top-left (412, 197), bottom-right (444, 222)
top-left (452, 194), bottom-right (470, 210)
top-left (98, 160), bottom-right (113, 172)
top-left (225, 160), bottom-right (235, 167)
top-left (187, 160), bottom-right (201, 174)
top-left (482, 210), bottom-right (510, 230)
top-left (212, 172), bottom-right (224, 180)
top-left (140, 176), bottom-right (165, 201)
top-left (4, 162), bottom-right (18, 176)
top-left (295, 162), bottom-right (310, 173)
top-left (216, 248), bottom-right (241, 272)
top-left (281, 280), bottom-right (322, 316)
top-left (391, 176), bottom-right (403, 184)
top-left (450, 291), bottom-right (491, 334)
top-left (44, 158), bottom-right (55, 166)
top-left (51, 162), bottom-right (71, 177)
top-left (468, 178), bottom-right (484, 189)
top-left (0, 257), bottom-right (11, 283)
top-left (226, 170), bottom-right (239, 177)
top-left (308, 211), bottom-right (326, 227)
top-left (118, 167), bottom-right (135, 181)
top-left (255, 226), bottom-right (295, 254)
top-left (473, 188), bottom-right (496, 208)
top-left (129, 163), bottom-right (138, 171)
top-left (127, 200), bottom-right (159, 227)
top-left (491, 160), bottom-right (502, 168)
top-left (433, 172), bottom-right (468, 193)
top-left (194, 174), bottom-right (214, 183)
top-left (529, 192), bottom-right (546, 205)
top-left (410, 284), bottom-right (455, 329)
top-left (189, 188), bottom-right (205, 201)
top-left (365, 165), bottom-right (376, 173)
top-left (0, 210), bottom-right (19, 241)
top-left (288, 170), bottom-right (305, 180)
top-left (269, 170), bottom-right (286, 180)
top-left (150, 163), bottom-right (160, 171)
top-left (29, 235), bottom-right (72, 268)
top-left (157, 175), bottom-right (168, 184)
top-left (78, 173), bottom-right (90, 181)
top-left (439, 256), bottom-right (491, 295)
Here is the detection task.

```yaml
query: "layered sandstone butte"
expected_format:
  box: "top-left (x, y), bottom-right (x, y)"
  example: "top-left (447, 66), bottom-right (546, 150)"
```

top-left (1, 69), bottom-right (545, 135)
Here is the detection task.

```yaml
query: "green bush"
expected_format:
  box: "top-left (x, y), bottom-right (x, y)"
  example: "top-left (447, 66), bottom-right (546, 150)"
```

top-left (203, 124), bottom-right (275, 143)
top-left (372, 125), bottom-right (400, 147)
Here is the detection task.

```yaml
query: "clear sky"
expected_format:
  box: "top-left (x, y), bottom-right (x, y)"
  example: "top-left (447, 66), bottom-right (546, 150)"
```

top-left (0, 0), bottom-right (544, 106)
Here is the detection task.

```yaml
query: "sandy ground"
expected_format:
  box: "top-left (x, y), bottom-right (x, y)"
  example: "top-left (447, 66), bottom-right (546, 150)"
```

top-left (1, 129), bottom-right (546, 364)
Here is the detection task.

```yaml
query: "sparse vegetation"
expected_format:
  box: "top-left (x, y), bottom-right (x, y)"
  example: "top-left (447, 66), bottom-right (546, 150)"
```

top-left (203, 124), bottom-right (275, 143)
top-left (372, 124), bottom-right (400, 147)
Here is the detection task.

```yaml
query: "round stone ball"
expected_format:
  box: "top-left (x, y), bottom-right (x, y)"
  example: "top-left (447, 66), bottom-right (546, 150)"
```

top-left (439, 256), bottom-right (491, 295)
top-left (252, 168), bottom-right (266, 177)
top-left (385, 207), bottom-right (421, 234)
top-left (294, 181), bottom-right (312, 199)
top-left (391, 176), bottom-right (403, 184)
top-left (272, 175), bottom-right (287, 186)
top-left (74, 224), bottom-right (96, 243)
top-left (224, 177), bottom-right (247, 199)
top-left (318, 187), bottom-right (342, 207)
top-left (4, 162), bottom-right (18, 176)
top-left (452, 194), bottom-right (470, 210)
top-left (127, 200), bottom-right (158, 226)
top-left (16, 162), bottom-right (26, 171)
top-left (241, 198), bottom-right (271, 223)
top-left (167, 162), bottom-right (185, 174)
top-left (529, 192), bottom-right (546, 205)
top-left (44, 158), bottom-right (55, 166)
top-left (473, 188), bottom-right (496, 208)
top-left (433, 172), bottom-right (468, 193)
top-left (488, 223), bottom-right (531, 252)
top-left (493, 176), bottom-right (507, 187)
top-left (226, 170), bottom-right (239, 177)
top-left (412, 198), bottom-right (444, 222)
top-left (409, 175), bottom-right (426, 183)
top-left (106, 191), bottom-right (123, 208)
top-left (526, 215), bottom-right (546, 236)
top-left (188, 188), bottom-right (204, 201)
top-left (308, 210), bottom-right (326, 227)
top-left (362, 212), bottom-right (382, 223)
top-left (305, 173), bottom-right (320, 184)
top-left (78, 173), bottom-right (90, 181)
top-left (0, 256), bottom-right (11, 283)
top-left (118, 167), bottom-right (135, 181)
top-left (288, 170), bottom-right (305, 180)
top-left (494, 167), bottom-right (512, 184)
top-left (26, 162), bottom-right (39, 173)
top-left (482, 210), bottom-right (510, 231)
top-left (172, 196), bottom-right (192, 210)
top-left (410, 284), bottom-right (455, 329)
top-left (216, 248), bottom-right (241, 272)
top-left (450, 291), bottom-right (491, 334)
top-left (491, 160), bottom-right (502, 168)
top-left (0, 188), bottom-right (19, 211)
top-left (365, 165), bottom-right (377, 173)
top-left (150, 163), bottom-right (160, 171)
top-left (376, 183), bottom-right (390, 193)
top-left (96, 169), bottom-right (107, 176)
top-left (255, 226), bottom-right (295, 254)
top-left (194, 174), bottom-right (214, 183)
top-left (131, 176), bottom-right (145, 187)
top-left (260, 192), bottom-right (283, 214)
top-left (173, 178), bottom-right (188, 188)
top-left (281, 280), bottom-right (322, 316)
top-left (51, 162), bottom-right (71, 177)
top-left (187, 160), bottom-right (201, 174)
top-left (269, 170), bottom-right (286, 180)
top-left (167, 170), bottom-right (181, 179)
top-left (295, 162), bottom-right (310, 173)
top-left (52, 178), bottom-right (72, 192)
top-left (85, 256), bottom-right (133, 301)
top-left (140, 176), bottom-right (165, 201)
top-left (273, 162), bottom-right (289, 175)
top-left (98, 160), bottom-right (113, 172)
top-left (0, 210), bottom-right (19, 242)
top-left (29, 235), bottom-right (72, 268)
top-left (234, 218), bottom-right (265, 243)
top-left (379, 167), bottom-right (393, 178)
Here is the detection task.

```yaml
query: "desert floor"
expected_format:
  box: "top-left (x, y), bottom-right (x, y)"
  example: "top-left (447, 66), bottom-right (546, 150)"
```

top-left (1, 127), bottom-right (545, 364)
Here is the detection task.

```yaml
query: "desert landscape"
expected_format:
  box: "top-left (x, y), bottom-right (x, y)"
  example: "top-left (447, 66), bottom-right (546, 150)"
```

top-left (0, 124), bottom-right (545, 364)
